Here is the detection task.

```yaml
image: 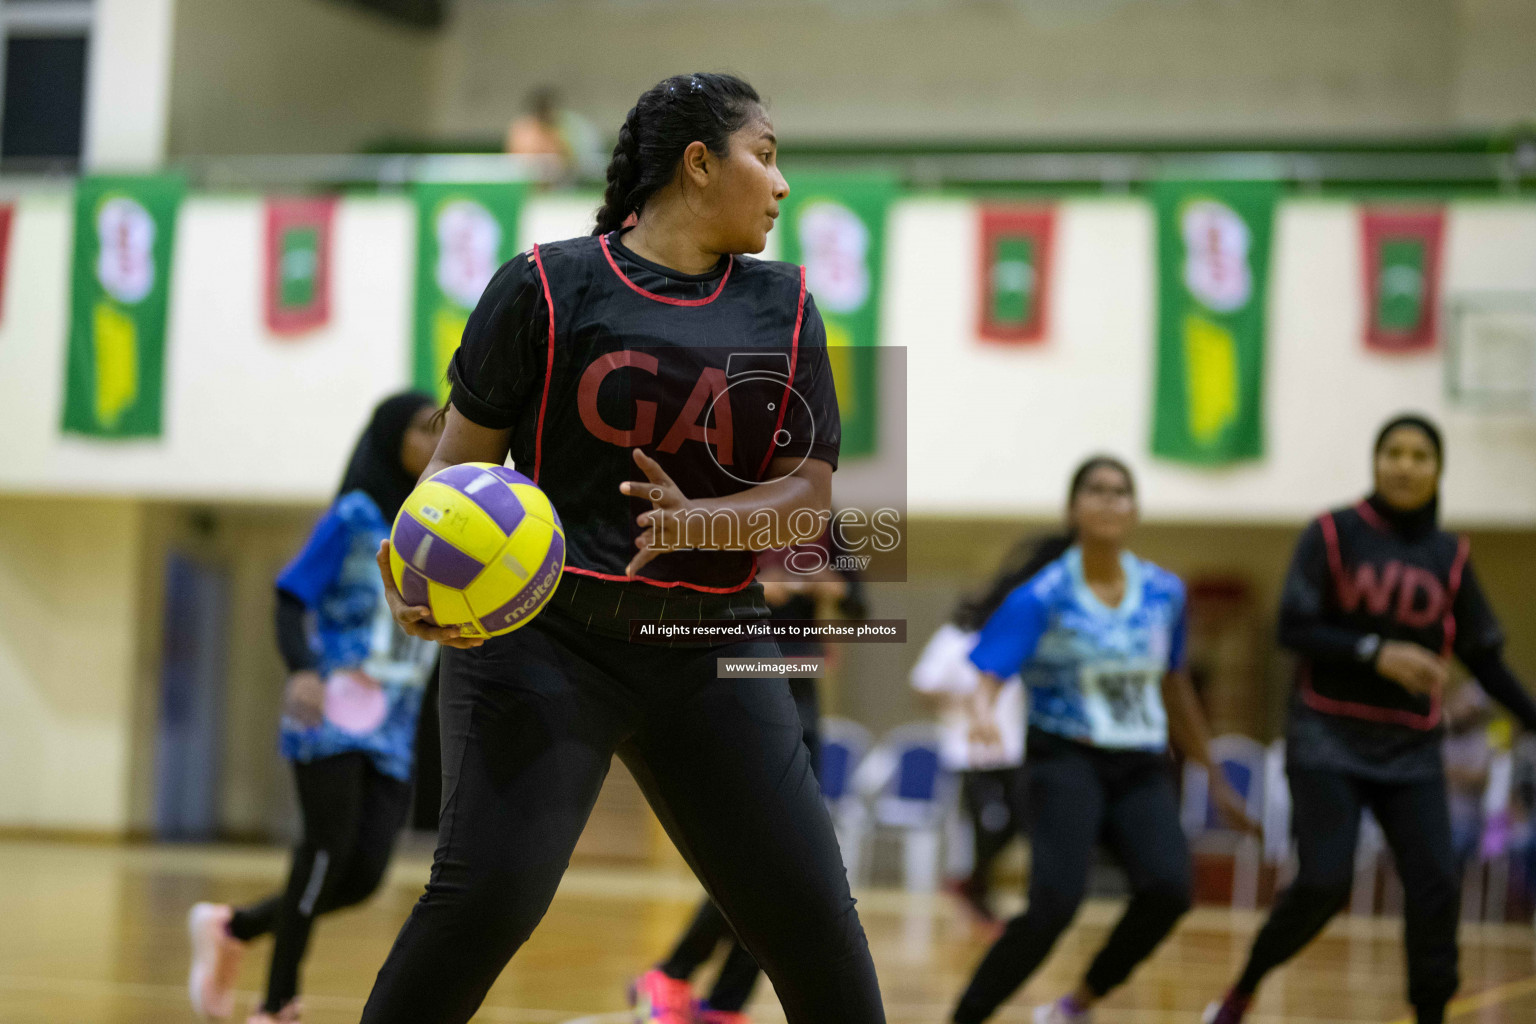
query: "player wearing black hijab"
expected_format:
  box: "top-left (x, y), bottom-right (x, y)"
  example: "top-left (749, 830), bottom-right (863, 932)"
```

top-left (188, 392), bottom-right (442, 1023)
top-left (1205, 414), bottom-right (1536, 1024)
top-left (358, 73), bottom-right (885, 1024)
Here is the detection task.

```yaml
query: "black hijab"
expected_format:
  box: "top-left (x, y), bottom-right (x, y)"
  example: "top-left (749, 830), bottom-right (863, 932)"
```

top-left (337, 391), bottom-right (436, 521)
top-left (1366, 413), bottom-right (1443, 540)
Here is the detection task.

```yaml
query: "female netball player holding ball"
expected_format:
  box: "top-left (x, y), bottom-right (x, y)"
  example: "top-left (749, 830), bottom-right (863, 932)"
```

top-left (1205, 415), bottom-right (1536, 1024)
top-left (358, 73), bottom-right (885, 1024)
top-left (187, 392), bottom-right (442, 1023)
top-left (951, 457), bottom-right (1254, 1024)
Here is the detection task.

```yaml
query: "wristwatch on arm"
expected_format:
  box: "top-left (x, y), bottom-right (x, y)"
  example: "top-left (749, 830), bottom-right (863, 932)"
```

top-left (1356, 633), bottom-right (1382, 666)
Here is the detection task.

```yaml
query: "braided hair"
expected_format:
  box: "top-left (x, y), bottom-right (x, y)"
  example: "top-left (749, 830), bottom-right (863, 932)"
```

top-left (592, 73), bottom-right (762, 236)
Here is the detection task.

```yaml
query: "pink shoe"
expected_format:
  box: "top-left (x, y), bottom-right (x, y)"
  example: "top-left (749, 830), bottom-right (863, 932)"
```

top-left (697, 1010), bottom-right (752, 1024)
top-left (628, 968), bottom-right (694, 1024)
top-left (945, 876), bottom-right (1000, 925)
top-left (188, 903), bottom-right (247, 1021)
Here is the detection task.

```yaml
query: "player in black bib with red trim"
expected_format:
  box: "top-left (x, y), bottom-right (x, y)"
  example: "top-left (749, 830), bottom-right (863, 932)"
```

top-left (357, 74), bottom-right (885, 1024)
top-left (1205, 415), bottom-right (1536, 1024)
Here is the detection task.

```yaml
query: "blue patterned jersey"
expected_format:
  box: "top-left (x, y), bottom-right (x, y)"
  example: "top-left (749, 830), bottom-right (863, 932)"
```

top-left (275, 491), bottom-right (437, 780)
top-left (969, 547), bottom-right (1188, 751)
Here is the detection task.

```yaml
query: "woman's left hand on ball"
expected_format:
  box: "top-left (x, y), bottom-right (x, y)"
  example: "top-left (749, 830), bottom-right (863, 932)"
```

top-left (376, 541), bottom-right (485, 649)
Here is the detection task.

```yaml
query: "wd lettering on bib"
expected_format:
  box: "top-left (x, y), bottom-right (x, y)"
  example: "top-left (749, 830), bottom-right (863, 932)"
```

top-left (1335, 560), bottom-right (1448, 629)
top-left (1301, 502), bottom-right (1475, 727)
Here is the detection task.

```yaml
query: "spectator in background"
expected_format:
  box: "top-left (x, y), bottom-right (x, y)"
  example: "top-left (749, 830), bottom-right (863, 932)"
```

top-left (910, 536), bottom-right (1050, 930)
top-left (1442, 682), bottom-right (1493, 869)
top-left (505, 87), bottom-right (604, 183)
top-left (1508, 734), bottom-right (1536, 908)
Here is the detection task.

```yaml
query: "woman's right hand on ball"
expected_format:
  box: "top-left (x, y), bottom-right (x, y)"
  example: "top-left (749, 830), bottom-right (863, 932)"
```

top-left (376, 541), bottom-right (485, 649)
top-left (1375, 640), bottom-right (1448, 695)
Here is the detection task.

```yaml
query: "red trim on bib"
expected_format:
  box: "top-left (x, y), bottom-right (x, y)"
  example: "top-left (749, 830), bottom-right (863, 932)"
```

top-left (530, 244), bottom-right (557, 484)
top-left (599, 234), bottom-right (732, 307)
top-left (1441, 535), bottom-right (1470, 658)
top-left (755, 265), bottom-right (807, 481)
top-left (1299, 661), bottom-right (1442, 730)
top-left (562, 564), bottom-right (756, 594)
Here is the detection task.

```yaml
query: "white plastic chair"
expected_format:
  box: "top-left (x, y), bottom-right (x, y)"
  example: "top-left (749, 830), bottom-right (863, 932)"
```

top-left (818, 717), bottom-right (873, 883)
top-left (1261, 739), bottom-right (1295, 887)
top-left (852, 722), bottom-right (956, 892)
top-left (1477, 750), bottom-right (1514, 921)
top-left (1350, 811), bottom-right (1386, 915)
top-left (1181, 734), bottom-right (1267, 909)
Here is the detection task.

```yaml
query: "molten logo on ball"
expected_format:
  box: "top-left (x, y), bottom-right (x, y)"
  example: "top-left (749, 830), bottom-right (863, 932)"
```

top-left (389, 463), bottom-right (565, 638)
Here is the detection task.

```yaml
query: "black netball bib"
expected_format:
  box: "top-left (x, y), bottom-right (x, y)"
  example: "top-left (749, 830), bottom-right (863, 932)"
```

top-left (1299, 501), bottom-right (1470, 730)
top-left (514, 234), bottom-right (811, 591)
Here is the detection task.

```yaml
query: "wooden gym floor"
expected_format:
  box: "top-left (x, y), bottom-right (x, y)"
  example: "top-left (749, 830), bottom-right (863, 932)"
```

top-left (1, 838), bottom-right (1532, 1024)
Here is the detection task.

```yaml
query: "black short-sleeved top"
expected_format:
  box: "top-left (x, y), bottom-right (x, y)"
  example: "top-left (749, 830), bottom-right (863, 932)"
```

top-left (1282, 500), bottom-right (1504, 781)
top-left (448, 231), bottom-right (841, 637)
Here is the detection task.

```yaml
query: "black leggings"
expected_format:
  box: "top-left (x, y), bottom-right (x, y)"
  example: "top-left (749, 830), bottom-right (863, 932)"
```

top-left (659, 679), bottom-right (823, 1012)
top-left (662, 901), bottom-right (765, 1012)
top-left (962, 767), bottom-right (1028, 896)
top-left (953, 731), bottom-right (1192, 1024)
top-left (411, 662), bottom-right (443, 830)
top-left (229, 752), bottom-right (412, 1013)
top-left (1234, 767), bottom-right (1459, 1016)
top-left (360, 611), bottom-right (883, 1024)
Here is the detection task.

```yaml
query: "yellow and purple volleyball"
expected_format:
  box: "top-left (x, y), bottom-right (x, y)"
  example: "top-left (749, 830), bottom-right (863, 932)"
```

top-left (388, 462), bottom-right (565, 638)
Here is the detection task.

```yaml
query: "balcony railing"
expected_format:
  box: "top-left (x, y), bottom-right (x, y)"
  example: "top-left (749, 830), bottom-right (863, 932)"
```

top-left (0, 145), bottom-right (1530, 193)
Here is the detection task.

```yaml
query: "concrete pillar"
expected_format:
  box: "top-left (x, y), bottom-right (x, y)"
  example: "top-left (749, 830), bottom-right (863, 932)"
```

top-left (83, 0), bottom-right (176, 170)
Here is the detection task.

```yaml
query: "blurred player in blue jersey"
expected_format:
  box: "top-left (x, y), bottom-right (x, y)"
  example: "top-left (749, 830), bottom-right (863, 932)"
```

top-left (188, 392), bottom-right (442, 1024)
top-left (950, 456), bottom-right (1253, 1024)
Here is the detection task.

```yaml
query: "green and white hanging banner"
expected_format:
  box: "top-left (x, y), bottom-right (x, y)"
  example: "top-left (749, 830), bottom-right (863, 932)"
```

top-left (412, 182), bottom-right (526, 400)
top-left (1151, 180), bottom-right (1277, 465)
top-left (63, 174), bottom-right (185, 438)
top-left (778, 173), bottom-right (897, 460)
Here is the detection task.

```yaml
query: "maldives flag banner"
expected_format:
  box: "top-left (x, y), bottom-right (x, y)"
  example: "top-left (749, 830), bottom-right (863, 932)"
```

top-left (265, 196), bottom-right (337, 336)
top-left (412, 182), bottom-right (526, 401)
top-left (1360, 207), bottom-right (1445, 353)
top-left (1151, 180), bottom-right (1277, 465)
top-left (976, 204), bottom-right (1055, 343)
top-left (62, 174), bottom-right (185, 438)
